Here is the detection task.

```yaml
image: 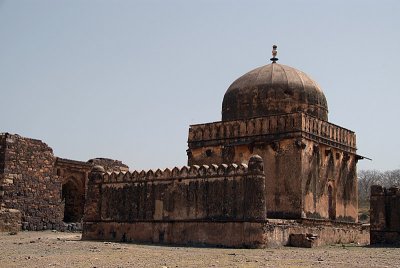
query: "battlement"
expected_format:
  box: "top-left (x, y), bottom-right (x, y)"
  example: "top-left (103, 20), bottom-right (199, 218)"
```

top-left (100, 162), bottom-right (261, 184)
top-left (189, 113), bottom-right (302, 141)
top-left (83, 155), bottom-right (267, 230)
top-left (188, 112), bottom-right (356, 152)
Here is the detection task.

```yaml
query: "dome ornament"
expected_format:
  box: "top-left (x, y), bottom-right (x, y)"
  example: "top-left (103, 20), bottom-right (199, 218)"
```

top-left (270, 45), bottom-right (278, 63)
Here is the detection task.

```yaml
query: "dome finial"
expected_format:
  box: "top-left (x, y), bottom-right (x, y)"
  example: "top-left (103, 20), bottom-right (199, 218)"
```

top-left (270, 45), bottom-right (278, 63)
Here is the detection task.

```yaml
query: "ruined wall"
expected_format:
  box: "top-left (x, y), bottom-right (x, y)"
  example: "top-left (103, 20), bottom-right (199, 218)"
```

top-left (55, 158), bottom-right (92, 223)
top-left (87, 158), bottom-right (129, 172)
top-left (0, 133), bottom-right (63, 230)
top-left (54, 157), bottom-right (129, 223)
top-left (83, 155), bottom-right (267, 247)
top-left (370, 185), bottom-right (400, 244)
top-left (267, 218), bottom-right (369, 248)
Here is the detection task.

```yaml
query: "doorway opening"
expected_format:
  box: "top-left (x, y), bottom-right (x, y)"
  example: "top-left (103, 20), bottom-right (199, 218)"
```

top-left (62, 178), bottom-right (84, 222)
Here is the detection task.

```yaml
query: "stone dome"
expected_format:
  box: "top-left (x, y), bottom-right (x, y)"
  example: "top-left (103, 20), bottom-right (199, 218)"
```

top-left (222, 63), bottom-right (328, 121)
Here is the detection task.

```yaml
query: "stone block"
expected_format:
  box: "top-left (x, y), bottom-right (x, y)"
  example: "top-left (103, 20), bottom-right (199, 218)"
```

top-left (289, 233), bottom-right (319, 248)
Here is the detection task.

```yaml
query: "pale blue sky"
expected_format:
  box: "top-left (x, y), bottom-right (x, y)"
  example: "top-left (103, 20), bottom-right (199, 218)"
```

top-left (1, 0), bottom-right (399, 171)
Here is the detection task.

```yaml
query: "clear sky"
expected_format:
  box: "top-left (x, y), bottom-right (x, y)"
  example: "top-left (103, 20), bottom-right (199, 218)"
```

top-left (1, 0), bottom-right (399, 171)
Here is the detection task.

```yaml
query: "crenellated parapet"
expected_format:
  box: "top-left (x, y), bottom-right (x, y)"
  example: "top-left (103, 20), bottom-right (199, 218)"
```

top-left (100, 162), bottom-right (257, 184)
top-left (188, 112), bottom-right (356, 153)
top-left (189, 113), bottom-right (302, 142)
top-left (83, 155), bottom-right (267, 225)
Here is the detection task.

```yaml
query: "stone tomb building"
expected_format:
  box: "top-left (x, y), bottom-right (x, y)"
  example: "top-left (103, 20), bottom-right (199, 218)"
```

top-left (82, 48), bottom-right (369, 247)
top-left (188, 62), bottom-right (358, 222)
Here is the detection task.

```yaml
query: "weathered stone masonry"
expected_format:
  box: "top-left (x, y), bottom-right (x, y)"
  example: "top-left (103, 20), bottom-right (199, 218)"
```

top-left (83, 155), bottom-right (268, 248)
top-left (370, 185), bottom-right (400, 244)
top-left (0, 133), bottom-right (129, 231)
top-left (0, 133), bottom-right (64, 230)
top-left (188, 112), bottom-right (358, 222)
top-left (82, 155), bottom-right (369, 248)
top-left (55, 158), bottom-right (92, 223)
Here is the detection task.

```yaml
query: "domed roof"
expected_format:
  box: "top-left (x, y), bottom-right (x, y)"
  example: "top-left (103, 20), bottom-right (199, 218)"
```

top-left (222, 62), bottom-right (328, 121)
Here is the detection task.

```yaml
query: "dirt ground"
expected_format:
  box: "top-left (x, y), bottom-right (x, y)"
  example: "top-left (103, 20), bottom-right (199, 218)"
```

top-left (0, 231), bottom-right (399, 268)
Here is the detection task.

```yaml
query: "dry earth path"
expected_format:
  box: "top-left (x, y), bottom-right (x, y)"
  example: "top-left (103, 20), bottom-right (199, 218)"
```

top-left (0, 231), bottom-right (399, 267)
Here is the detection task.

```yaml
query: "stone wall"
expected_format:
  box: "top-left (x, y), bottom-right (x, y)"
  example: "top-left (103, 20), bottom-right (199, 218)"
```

top-left (0, 132), bottom-right (132, 231)
top-left (87, 158), bottom-right (129, 172)
top-left (370, 185), bottom-right (400, 244)
top-left (301, 141), bottom-right (358, 222)
top-left (83, 155), bottom-right (267, 247)
top-left (0, 133), bottom-right (63, 230)
top-left (267, 218), bottom-right (369, 248)
top-left (0, 207), bottom-right (22, 232)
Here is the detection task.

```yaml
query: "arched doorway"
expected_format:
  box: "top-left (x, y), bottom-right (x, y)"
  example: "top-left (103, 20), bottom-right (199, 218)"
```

top-left (328, 185), bottom-right (335, 220)
top-left (62, 178), bottom-right (84, 222)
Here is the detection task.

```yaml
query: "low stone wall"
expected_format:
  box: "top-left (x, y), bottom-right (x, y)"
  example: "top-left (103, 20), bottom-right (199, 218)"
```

top-left (83, 155), bottom-right (267, 248)
top-left (83, 221), bottom-right (268, 248)
top-left (370, 185), bottom-right (400, 244)
top-left (83, 219), bottom-right (369, 248)
top-left (265, 219), bottom-right (369, 248)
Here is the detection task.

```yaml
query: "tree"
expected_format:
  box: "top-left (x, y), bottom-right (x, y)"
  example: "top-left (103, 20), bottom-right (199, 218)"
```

top-left (382, 169), bottom-right (400, 187)
top-left (358, 170), bottom-right (382, 204)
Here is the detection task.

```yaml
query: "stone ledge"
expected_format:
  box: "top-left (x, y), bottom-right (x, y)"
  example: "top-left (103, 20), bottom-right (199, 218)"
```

top-left (82, 219), bottom-right (369, 248)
